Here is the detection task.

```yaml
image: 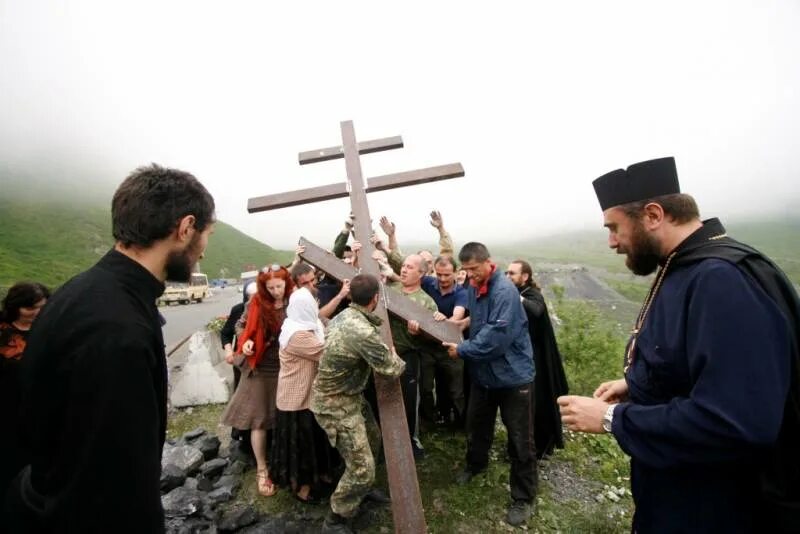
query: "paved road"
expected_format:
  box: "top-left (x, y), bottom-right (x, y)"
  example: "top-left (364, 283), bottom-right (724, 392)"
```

top-left (160, 286), bottom-right (243, 350)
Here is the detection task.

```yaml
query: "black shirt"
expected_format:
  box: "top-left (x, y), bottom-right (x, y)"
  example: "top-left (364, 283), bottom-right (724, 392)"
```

top-left (9, 249), bottom-right (167, 533)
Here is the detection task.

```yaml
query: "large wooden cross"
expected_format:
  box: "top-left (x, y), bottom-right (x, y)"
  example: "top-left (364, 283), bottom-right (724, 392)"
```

top-left (248, 121), bottom-right (464, 533)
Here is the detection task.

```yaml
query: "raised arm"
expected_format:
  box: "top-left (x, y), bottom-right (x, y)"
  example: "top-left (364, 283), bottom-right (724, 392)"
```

top-left (429, 210), bottom-right (454, 256)
top-left (332, 213), bottom-right (354, 259)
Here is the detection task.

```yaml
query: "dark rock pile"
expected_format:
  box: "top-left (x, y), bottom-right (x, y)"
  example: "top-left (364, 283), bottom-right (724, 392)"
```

top-left (161, 428), bottom-right (326, 533)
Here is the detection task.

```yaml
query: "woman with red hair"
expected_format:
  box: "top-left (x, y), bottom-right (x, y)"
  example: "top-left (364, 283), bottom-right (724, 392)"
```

top-left (222, 265), bottom-right (293, 497)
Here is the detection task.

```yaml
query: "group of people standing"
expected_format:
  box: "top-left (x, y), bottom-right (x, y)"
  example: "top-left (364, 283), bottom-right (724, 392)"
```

top-left (1, 155), bottom-right (797, 534)
top-left (215, 208), bottom-right (570, 531)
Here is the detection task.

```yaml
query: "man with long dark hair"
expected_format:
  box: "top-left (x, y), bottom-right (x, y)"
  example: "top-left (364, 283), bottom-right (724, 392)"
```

top-left (3, 164), bottom-right (215, 533)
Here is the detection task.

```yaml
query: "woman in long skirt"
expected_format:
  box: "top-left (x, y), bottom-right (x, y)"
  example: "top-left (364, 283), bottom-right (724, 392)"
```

top-left (222, 265), bottom-right (293, 497)
top-left (270, 287), bottom-right (338, 502)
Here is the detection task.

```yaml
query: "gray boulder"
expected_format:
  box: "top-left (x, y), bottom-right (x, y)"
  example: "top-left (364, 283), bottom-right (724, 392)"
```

top-left (162, 486), bottom-right (204, 518)
top-left (162, 445), bottom-right (204, 475)
top-left (196, 474), bottom-right (215, 492)
top-left (199, 458), bottom-right (228, 479)
top-left (161, 464), bottom-right (187, 493)
top-left (222, 460), bottom-right (248, 476)
top-left (182, 428), bottom-right (206, 442)
top-left (213, 475), bottom-right (241, 493)
top-left (217, 508), bottom-right (259, 532)
top-left (196, 435), bottom-right (221, 460)
top-left (206, 486), bottom-right (234, 506)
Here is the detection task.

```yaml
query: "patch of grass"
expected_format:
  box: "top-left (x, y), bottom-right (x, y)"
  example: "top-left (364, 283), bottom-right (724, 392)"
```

top-left (554, 299), bottom-right (627, 397)
top-left (604, 277), bottom-right (649, 303)
top-left (166, 404), bottom-right (226, 441)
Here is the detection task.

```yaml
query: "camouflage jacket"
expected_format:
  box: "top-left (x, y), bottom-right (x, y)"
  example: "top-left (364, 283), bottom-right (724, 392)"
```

top-left (311, 303), bottom-right (405, 417)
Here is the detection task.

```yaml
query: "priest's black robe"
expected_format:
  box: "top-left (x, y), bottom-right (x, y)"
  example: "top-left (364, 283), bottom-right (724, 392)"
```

top-left (1, 249), bottom-right (168, 533)
top-left (519, 286), bottom-right (569, 458)
top-left (612, 219), bottom-right (799, 533)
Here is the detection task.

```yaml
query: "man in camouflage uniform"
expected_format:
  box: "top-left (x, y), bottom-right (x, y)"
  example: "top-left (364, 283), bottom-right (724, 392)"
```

top-left (311, 274), bottom-right (406, 534)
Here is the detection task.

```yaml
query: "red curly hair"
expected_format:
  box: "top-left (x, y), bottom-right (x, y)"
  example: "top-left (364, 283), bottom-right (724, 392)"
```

top-left (237, 265), bottom-right (295, 368)
top-left (255, 266), bottom-right (294, 336)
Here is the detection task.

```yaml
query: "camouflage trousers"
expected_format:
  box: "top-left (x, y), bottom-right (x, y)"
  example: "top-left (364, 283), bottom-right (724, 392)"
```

top-left (314, 400), bottom-right (381, 518)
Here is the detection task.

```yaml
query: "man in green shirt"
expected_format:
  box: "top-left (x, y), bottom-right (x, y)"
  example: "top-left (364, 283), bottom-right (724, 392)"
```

top-left (388, 254), bottom-right (440, 459)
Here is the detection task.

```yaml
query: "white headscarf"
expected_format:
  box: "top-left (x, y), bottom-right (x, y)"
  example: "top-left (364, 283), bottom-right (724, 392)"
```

top-left (278, 287), bottom-right (325, 349)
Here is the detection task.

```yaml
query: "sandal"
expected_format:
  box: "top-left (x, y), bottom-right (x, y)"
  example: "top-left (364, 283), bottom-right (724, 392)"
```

top-left (256, 469), bottom-right (277, 497)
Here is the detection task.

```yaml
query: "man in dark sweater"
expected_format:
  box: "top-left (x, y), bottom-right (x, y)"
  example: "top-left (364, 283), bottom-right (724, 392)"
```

top-left (2, 164), bottom-right (215, 533)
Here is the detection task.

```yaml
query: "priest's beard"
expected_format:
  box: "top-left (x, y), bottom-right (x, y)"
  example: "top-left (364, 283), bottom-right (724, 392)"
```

top-left (165, 235), bottom-right (201, 282)
top-left (625, 222), bottom-right (662, 276)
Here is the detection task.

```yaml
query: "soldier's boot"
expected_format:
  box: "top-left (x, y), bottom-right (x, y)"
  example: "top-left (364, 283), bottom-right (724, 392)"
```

top-left (363, 488), bottom-right (391, 504)
top-left (321, 511), bottom-right (354, 534)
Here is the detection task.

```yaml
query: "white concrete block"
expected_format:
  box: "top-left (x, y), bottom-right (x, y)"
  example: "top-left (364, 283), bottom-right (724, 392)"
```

top-left (170, 331), bottom-right (232, 407)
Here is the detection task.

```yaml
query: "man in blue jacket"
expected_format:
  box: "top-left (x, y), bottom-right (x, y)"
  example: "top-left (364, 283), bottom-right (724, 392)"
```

top-left (443, 242), bottom-right (537, 527)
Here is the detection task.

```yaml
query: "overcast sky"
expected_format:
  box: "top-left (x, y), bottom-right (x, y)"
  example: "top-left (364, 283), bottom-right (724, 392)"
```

top-left (1, 1), bottom-right (798, 249)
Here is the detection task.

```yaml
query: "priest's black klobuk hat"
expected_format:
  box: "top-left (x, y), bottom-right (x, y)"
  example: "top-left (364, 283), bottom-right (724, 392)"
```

top-left (592, 157), bottom-right (680, 211)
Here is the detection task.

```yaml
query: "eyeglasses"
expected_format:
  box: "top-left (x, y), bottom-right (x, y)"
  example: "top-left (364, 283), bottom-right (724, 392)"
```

top-left (505, 271), bottom-right (518, 276)
top-left (262, 263), bottom-right (282, 273)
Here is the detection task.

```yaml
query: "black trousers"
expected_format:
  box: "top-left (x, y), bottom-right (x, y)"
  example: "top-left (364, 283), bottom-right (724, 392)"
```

top-left (398, 350), bottom-right (422, 449)
top-left (420, 348), bottom-right (465, 426)
top-left (465, 381), bottom-right (537, 503)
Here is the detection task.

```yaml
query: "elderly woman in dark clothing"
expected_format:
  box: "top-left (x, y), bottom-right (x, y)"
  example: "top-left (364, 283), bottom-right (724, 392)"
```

top-left (506, 260), bottom-right (569, 458)
top-left (0, 282), bottom-right (50, 500)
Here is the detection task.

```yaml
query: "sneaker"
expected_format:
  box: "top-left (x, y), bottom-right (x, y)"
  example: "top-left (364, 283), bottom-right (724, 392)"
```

top-left (412, 444), bottom-right (426, 461)
top-left (506, 500), bottom-right (532, 526)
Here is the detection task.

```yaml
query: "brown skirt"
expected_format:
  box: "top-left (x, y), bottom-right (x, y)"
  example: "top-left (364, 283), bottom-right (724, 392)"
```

top-left (222, 369), bottom-right (278, 431)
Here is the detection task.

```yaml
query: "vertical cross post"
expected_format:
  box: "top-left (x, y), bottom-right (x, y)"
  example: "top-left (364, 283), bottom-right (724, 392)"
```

top-left (339, 120), bottom-right (427, 533)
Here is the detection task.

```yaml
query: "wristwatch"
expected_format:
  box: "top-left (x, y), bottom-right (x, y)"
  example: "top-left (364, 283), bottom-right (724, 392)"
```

top-left (602, 404), bottom-right (617, 433)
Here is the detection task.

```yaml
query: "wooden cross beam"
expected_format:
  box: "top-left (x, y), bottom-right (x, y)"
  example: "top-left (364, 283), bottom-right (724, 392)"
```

top-left (296, 237), bottom-right (462, 344)
top-left (298, 135), bottom-right (403, 165)
top-left (247, 120), bottom-right (465, 533)
top-left (248, 163), bottom-right (464, 213)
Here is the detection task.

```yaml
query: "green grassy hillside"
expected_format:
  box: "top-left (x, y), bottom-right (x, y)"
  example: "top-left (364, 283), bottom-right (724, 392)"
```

top-left (0, 196), bottom-right (292, 293)
top-left (500, 218), bottom-right (800, 285)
